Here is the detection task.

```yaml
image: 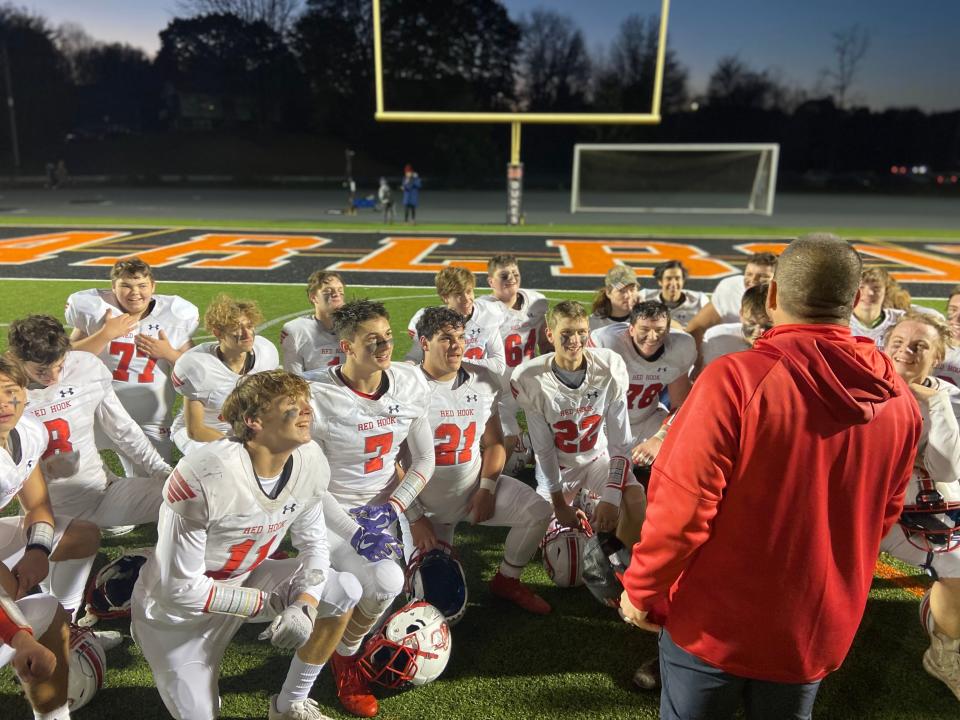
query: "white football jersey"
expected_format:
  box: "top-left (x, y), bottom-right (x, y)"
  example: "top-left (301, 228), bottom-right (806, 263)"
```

top-left (309, 363), bottom-right (432, 509)
top-left (850, 308), bottom-right (905, 350)
top-left (590, 323), bottom-right (695, 436)
top-left (416, 363), bottom-right (500, 515)
top-left (589, 312), bottom-right (630, 333)
top-left (280, 315), bottom-right (344, 375)
top-left (912, 377), bottom-right (960, 502)
top-left (65, 290), bottom-right (199, 427)
top-left (511, 348), bottom-right (631, 476)
top-left (27, 351), bottom-right (169, 513)
top-left (406, 302), bottom-right (506, 376)
top-left (136, 438), bottom-right (331, 624)
top-left (700, 322), bottom-right (750, 371)
top-left (709, 275), bottom-right (746, 323)
top-left (476, 290), bottom-right (548, 371)
top-left (171, 336), bottom-right (279, 436)
top-left (639, 288), bottom-right (707, 328)
top-left (937, 346), bottom-right (960, 391)
top-left (0, 414), bottom-right (46, 511)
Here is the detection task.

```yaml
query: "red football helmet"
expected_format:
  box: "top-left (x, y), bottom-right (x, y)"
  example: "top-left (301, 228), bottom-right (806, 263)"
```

top-left (357, 601), bottom-right (452, 689)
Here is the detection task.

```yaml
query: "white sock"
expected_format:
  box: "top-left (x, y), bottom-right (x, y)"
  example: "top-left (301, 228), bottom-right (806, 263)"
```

top-left (42, 555), bottom-right (96, 620)
top-left (276, 654), bottom-right (323, 713)
top-left (34, 702), bottom-right (70, 720)
top-left (498, 561), bottom-right (523, 579)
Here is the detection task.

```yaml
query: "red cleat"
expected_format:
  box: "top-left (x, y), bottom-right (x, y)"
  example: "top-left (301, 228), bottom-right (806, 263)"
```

top-left (331, 651), bottom-right (378, 718)
top-left (489, 572), bottom-right (551, 615)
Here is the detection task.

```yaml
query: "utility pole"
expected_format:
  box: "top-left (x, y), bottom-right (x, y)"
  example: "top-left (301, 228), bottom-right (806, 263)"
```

top-left (1, 36), bottom-right (21, 175)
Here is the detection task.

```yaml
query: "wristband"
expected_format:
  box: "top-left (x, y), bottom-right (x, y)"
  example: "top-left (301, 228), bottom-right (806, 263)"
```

top-left (479, 477), bottom-right (499, 493)
top-left (204, 583), bottom-right (264, 618)
top-left (26, 522), bottom-right (54, 556)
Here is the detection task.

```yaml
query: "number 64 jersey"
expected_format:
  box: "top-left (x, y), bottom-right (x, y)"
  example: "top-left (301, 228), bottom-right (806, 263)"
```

top-left (511, 348), bottom-right (633, 503)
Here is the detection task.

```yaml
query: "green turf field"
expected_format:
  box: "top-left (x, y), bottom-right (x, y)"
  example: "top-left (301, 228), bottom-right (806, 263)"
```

top-left (0, 276), bottom-right (950, 719)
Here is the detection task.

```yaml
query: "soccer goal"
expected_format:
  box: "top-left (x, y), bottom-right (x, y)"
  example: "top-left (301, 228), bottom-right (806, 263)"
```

top-left (571, 143), bottom-right (780, 215)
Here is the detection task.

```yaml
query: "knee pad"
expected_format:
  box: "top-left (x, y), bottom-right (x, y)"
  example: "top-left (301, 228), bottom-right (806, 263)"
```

top-left (357, 560), bottom-right (404, 617)
top-left (318, 570), bottom-right (363, 616)
top-left (17, 593), bottom-right (60, 638)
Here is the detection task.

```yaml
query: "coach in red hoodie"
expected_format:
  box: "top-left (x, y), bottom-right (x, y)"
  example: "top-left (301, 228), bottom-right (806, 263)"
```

top-left (620, 234), bottom-right (922, 719)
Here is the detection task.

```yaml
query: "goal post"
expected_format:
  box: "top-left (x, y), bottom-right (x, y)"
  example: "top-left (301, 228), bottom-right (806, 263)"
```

top-left (571, 143), bottom-right (780, 216)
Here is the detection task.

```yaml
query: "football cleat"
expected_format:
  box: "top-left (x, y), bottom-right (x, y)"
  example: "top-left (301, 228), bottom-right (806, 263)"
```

top-left (100, 525), bottom-right (136, 538)
top-left (331, 651), bottom-right (378, 718)
top-left (68, 626), bottom-right (106, 710)
top-left (504, 432), bottom-right (534, 476)
top-left (404, 542), bottom-right (468, 625)
top-left (923, 630), bottom-right (960, 702)
top-left (632, 656), bottom-right (661, 691)
top-left (489, 571), bottom-right (550, 615)
top-left (269, 695), bottom-right (334, 720)
top-left (357, 601), bottom-right (451, 690)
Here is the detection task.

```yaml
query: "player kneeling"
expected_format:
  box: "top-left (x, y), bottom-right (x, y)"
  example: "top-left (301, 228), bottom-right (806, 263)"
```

top-left (131, 370), bottom-right (362, 720)
top-left (406, 307), bottom-right (552, 615)
top-left (512, 301), bottom-right (642, 556)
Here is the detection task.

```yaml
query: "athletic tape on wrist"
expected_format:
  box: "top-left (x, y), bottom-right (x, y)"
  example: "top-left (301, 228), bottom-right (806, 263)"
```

top-left (479, 477), bottom-right (499, 493)
top-left (26, 522), bottom-right (54, 556)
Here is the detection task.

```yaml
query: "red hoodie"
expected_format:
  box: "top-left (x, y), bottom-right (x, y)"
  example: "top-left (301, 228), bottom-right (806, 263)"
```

top-left (623, 324), bottom-right (922, 683)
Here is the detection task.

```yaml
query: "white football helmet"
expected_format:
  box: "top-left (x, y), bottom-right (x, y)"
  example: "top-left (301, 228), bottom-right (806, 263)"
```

top-left (541, 522), bottom-right (588, 587)
top-left (357, 601), bottom-right (452, 689)
top-left (68, 626), bottom-right (106, 710)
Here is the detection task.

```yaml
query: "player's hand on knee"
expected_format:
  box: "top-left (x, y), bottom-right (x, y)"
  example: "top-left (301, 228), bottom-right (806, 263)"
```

top-left (411, 517), bottom-right (439, 552)
top-left (10, 631), bottom-right (56, 683)
top-left (350, 527), bottom-right (403, 562)
top-left (349, 502), bottom-right (399, 533)
top-left (467, 488), bottom-right (496, 525)
top-left (13, 549), bottom-right (49, 599)
top-left (591, 501), bottom-right (619, 534)
top-left (258, 601), bottom-right (318, 650)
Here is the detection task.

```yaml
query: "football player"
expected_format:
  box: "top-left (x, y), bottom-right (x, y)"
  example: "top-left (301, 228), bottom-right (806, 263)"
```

top-left (589, 266), bottom-right (641, 331)
top-left (0, 355), bottom-right (100, 618)
top-left (132, 370), bottom-right (363, 720)
top-left (936, 285), bottom-right (960, 388)
top-left (684, 252), bottom-right (777, 345)
top-left (474, 254), bottom-right (549, 468)
top-left (281, 271), bottom-right (347, 375)
top-left (407, 307), bottom-right (552, 614)
top-left (65, 258), bottom-right (198, 473)
top-left (850, 267), bottom-right (907, 350)
top-left (0, 568), bottom-right (74, 720)
top-left (639, 260), bottom-right (706, 328)
top-left (590, 300), bottom-right (695, 479)
top-left (512, 301), bottom-right (641, 543)
top-left (696, 284), bottom-right (773, 376)
top-left (171, 294), bottom-right (279, 455)
top-left (8, 316), bottom-right (170, 607)
top-left (405, 266), bottom-right (506, 376)
top-left (877, 313), bottom-right (960, 701)
top-left (309, 299), bottom-right (435, 718)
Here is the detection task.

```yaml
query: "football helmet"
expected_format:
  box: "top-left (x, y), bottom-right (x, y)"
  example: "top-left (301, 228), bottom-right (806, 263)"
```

top-left (541, 521), bottom-right (589, 588)
top-left (404, 542), bottom-right (468, 626)
top-left (898, 477), bottom-right (960, 555)
top-left (581, 531), bottom-right (631, 607)
top-left (81, 548), bottom-right (153, 624)
top-left (68, 626), bottom-right (106, 710)
top-left (357, 601), bottom-right (452, 689)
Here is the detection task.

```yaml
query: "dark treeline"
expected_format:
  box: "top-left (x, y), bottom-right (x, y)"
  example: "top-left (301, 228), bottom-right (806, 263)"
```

top-left (0, 0), bottom-right (957, 187)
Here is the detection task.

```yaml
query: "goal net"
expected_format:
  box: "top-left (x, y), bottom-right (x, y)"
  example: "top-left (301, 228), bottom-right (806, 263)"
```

top-left (571, 143), bottom-right (780, 215)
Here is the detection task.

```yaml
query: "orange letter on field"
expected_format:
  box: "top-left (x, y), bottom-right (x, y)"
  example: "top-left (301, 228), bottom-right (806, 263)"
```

top-left (331, 237), bottom-right (486, 274)
top-left (77, 234), bottom-right (328, 270)
top-left (0, 231), bottom-right (127, 265)
top-left (548, 239), bottom-right (735, 278)
top-left (735, 241), bottom-right (788, 256)
top-left (861, 244), bottom-right (960, 284)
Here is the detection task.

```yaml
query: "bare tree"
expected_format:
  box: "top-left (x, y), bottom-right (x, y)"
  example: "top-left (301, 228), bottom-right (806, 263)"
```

top-left (53, 21), bottom-right (97, 80)
top-left (176, 0), bottom-right (303, 34)
top-left (822, 24), bottom-right (869, 109)
top-left (517, 9), bottom-right (591, 111)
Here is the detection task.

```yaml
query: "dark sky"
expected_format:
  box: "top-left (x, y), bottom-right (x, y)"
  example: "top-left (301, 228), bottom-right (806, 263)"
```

top-left (36, 0), bottom-right (960, 111)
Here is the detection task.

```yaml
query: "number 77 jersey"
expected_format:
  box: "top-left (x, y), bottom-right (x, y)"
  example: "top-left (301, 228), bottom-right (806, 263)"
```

top-left (511, 348), bottom-right (632, 475)
top-left (307, 364), bottom-right (432, 510)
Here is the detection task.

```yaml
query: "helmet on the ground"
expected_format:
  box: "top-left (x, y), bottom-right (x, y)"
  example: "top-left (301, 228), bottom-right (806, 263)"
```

top-left (404, 541), bottom-right (468, 625)
top-left (68, 626), bottom-right (106, 710)
top-left (357, 601), bottom-right (452, 689)
top-left (83, 548), bottom-right (153, 622)
top-left (541, 521), bottom-right (589, 587)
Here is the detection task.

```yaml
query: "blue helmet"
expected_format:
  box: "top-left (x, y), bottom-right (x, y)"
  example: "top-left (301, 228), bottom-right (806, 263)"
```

top-left (404, 542), bottom-right (468, 626)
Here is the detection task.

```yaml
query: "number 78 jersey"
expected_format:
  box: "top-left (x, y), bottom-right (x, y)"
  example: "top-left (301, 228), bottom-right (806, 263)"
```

top-left (511, 348), bottom-right (632, 473)
top-left (308, 364), bottom-right (432, 509)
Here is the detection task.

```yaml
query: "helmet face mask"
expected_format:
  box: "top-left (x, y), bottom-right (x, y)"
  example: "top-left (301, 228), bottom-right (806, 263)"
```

top-left (899, 487), bottom-right (960, 554)
top-left (357, 601), bottom-right (452, 690)
top-left (404, 541), bottom-right (468, 625)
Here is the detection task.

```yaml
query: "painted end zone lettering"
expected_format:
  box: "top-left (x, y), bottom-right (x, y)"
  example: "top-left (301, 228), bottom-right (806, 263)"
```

top-left (331, 237), bottom-right (486, 273)
top-left (75, 234), bottom-right (329, 270)
top-left (547, 239), bottom-right (736, 278)
top-left (0, 231), bottom-right (128, 265)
